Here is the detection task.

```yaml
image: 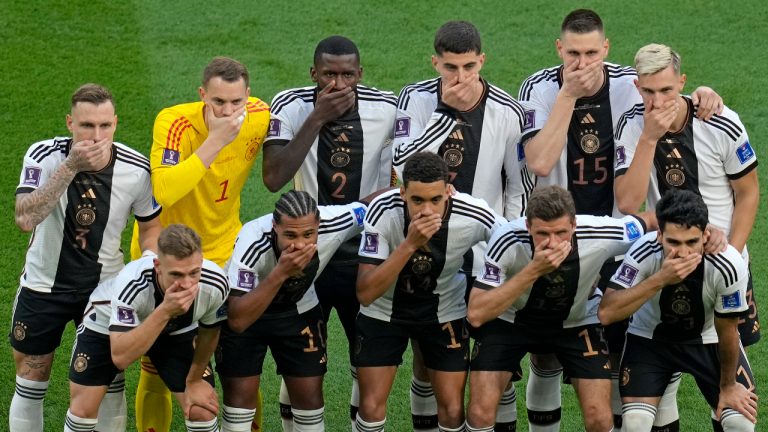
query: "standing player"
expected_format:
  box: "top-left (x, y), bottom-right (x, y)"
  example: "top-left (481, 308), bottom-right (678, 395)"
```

top-left (10, 83), bottom-right (162, 432)
top-left (262, 36), bottom-right (396, 428)
top-left (518, 10), bottom-right (722, 431)
top-left (217, 190), bottom-right (369, 432)
top-left (66, 225), bottom-right (228, 432)
top-left (354, 152), bottom-right (504, 432)
top-left (599, 189), bottom-right (758, 431)
top-left (392, 21), bottom-right (529, 431)
top-left (128, 56), bottom-right (270, 432)
top-left (465, 185), bottom-right (654, 432)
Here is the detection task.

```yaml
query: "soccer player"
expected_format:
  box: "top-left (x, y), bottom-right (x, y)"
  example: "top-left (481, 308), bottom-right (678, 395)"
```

top-left (613, 43), bottom-right (760, 359)
top-left (217, 190), bottom-right (369, 432)
top-left (354, 152), bottom-right (504, 432)
top-left (128, 56), bottom-right (270, 432)
top-left (518, 10), bottom-right (722, 430)
top-left (10, 83), bottom-right (162, 432)
top-left (392, 21), bottom-right (529, 430)
top-left (261, 35), bottom-right (396, 428)
top-left (465, 185), bottom-right (654, 432)
top-left (65, 224), bottom-right (227, 432)
top-left (599, 189), bottom-right (758, 431)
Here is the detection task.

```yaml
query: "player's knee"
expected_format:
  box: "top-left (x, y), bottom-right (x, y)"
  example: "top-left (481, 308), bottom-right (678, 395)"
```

top-left (358, 397), bottom-right (386, 421)
top-left (188, 404), bottom-right (216, 422)
top-left (438, 400), bottom-right (465, 425)
top-left (466, 402), bottom-right (495, 427)
top-left (583, 406), bottom-right (613, 432)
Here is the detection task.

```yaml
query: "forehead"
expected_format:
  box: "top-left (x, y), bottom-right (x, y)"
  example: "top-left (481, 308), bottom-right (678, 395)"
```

top-left (559, 30), bottom-right (605, 49)
top-left (404, 180), bottom-right (446, 197)
top-left (662, 223), bottom-right (703, 239)
top-left (159, 252), bottom-right (203, 271)
top-left (203, 76), bottom-right (247, 96)
top-left (637, 66), bottom-right (679, 87)
top-left (315, 53), bottom-right (359, 70)
top-left (71, 101), bottom-right (115, 119)
top-left (276, 213), bottom-right (319, 231)
top-left (528, 215), bottom-right (574, 232)
top-left (436, 51), bottom-right (482, 65)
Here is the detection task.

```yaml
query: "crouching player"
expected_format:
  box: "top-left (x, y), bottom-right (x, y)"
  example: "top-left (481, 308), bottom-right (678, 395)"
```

top-left (599, 189), bottom-right (758, 431)
top-left (66, 225), bottom-right (228, 432)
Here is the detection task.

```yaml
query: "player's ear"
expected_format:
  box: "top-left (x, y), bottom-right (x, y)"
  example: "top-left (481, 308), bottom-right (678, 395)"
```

top-left (358, 66), bottom-right (364, 80)
top-left (66, 114), bottom-right (73, 132)
top-left (603, 37), bottom-right (610, 57)
top-left (198, 86), bottom-right (206, 101)
top-left (399, 185), bottom-right (406, 197)
top-left (310, 66), bottom-right (318, 83)
top-left (431, 55), bottom-right (439, 70)
top-left (246, 86), bottom-right (251, 98)
top-left (679, 73), bottom-right (687, 92)
top-left (555, 39), bottom-right (564, 60)
top-left (478, 53), bottom-right (486, 67)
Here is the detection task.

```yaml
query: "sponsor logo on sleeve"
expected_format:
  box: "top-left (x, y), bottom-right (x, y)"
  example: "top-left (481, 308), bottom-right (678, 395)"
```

top-left (395, 117), bottom-right (410, 137)
top-left (22, 167), bottom-right (42, 187)
top-left (117, 306), bottom-right (136, 324)
top-left (517, 140), bottom-right (526, 161)
top-left (362, 233), bottom-right (379, 253)
top-left (161, 148), bottom-right (179, 166)
top-left (523, 110), bottom-right (535, 130)
top-left (615, 146), bottom-right (626, 167)
top-left (151, 196), bottom-right (160, 209)
top-left (721, 291), bottom-right (742, 309)
top-left (353, 206), bottom-right (366, 227)
top-left (625, 221), bottom-right (641, 241)
top-left (481, 262), bottom-right (501, 283)
top-left (736, 141), bottom-right (755, 164)
top-left (615, 263), bottom-right (639, 286)
top-left (268, 119), bottom-right (281, 137)
top-left (237, 270), bottom-right (255, 290)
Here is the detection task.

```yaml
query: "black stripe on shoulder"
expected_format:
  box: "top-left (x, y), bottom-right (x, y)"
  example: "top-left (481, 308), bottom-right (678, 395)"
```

top-left (487, 230), bottom-right (529, 262)
top-left (519, 67), bottom-right (559, 100)
top-left (319, 211), bottom-right (355, 234)
top-left (30, 139), bottom-right (68, 163)
top-left (628, 239), bottom-right (662, 263)
top-left (397, 78), bottom-right (439, 111)
top-left (357, 86), bottom-right (398, 106)
top-left (703, 115), bottom-right (743, 142)
top-left (615, 104), bottom-right (645, 140)
top-left (201, 268), bottom-right (230, 300)
top-left (606, 64), bottom-right (637, 78)
top-left (241, 235), bottom-right (272, 269)
top-left (452, 199), bottom-right (495, 228)
top-left (115, 147), bottom-right (151, 173)
top-left (392, 114), bottom-right (454, 165)
top-left (367, 194), bottom-right (404, 226)
top-left (705, 254), bottom-right (738, 287)
top-left (271, 88), bottom-right (314, 115)
top-left (117, 268), bottom-right (154, 305)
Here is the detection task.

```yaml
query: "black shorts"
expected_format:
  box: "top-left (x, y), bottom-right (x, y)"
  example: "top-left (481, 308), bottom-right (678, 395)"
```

top-left (314, 261), bottom-right (360, 356)
top-left (352, 314), bottom-right (469, 372)
top-left (620, 334), bottom-right (756, 408)
top-left (738, 269), bottom-right (760, 347)
top-left (216, 304), bottom-right (327, 378)
top-left (10, 287), bottom-right (91, 355)
top-left (470, 319), bottom-right (611, 380)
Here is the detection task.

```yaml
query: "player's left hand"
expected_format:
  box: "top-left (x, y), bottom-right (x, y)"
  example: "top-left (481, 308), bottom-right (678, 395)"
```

top-left (691, 86), bottom-right (724, 121)
top-left (704, 224), bottom-right (728, 254)
top-left (716, 382), bottom-right (758, 423)
top-left (182, 379), bottom-right (219, 419)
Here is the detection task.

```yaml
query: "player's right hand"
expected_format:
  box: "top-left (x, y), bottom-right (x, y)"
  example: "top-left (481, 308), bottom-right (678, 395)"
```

top-left (658, 249), bottom-right (701, 285)
top-left (205, 104), bottom-right (246, 147)
top-left (642, 98), bottom-right (679, 141)
top-left (530, 238), bottom-right (571, 276)
top-left (161, 280), bottom-right (198, 317)
top-left (66, 138), bottom-right (112, 172)
top-left (441, 74), bottom-right (480, 111)
top-left (716, 382), bottom-right (758, 423)
top-left (276, 243), bottom-right (316, 278)
top-left (405, 212), bottom-right (442, 249)
top-left (560, 57), bottom-right (603, 99)
top-left (314, 81), bottom-right (356, 123)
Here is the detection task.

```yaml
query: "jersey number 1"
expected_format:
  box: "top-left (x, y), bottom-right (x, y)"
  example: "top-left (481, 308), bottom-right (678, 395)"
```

top-left (215, 179), bottom-right (229, 202)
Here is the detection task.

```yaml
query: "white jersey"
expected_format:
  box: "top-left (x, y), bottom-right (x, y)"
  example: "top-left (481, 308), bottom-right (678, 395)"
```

top-left (16, 137), bottom-right (160, 294)
top-left (265, 85), bottom-right (396, 204)
top-left (476, 214), bottom-right (647, 328)
top-left (82, 254), bottom-right (229, 336)
top-left (227, 202), bottom-right (367, 317)
top-left (358, 189), bottom-right (504, 324)
top-left (519, 62), bottom-right (640, 217)
top-left (393, 77), bottom-right (533, 219)
top-left (614, 97), bottom-right (758, 236)
top-left (608, 232), bottom-right (749, 344)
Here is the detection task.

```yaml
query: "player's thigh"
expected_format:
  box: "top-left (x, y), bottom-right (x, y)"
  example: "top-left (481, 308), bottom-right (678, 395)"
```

top-left (216, 322), bottom-right (269, 383)
top-left (283, 375), bottom-right (325, 409)
top-left (356, 365), bottom-right (398, 420)
top-left (469, 319), bottom-right (527, 376)
top-left (689, 342), bottom-right (756, 408)
top-left (270, 306), bottom-right (328, 378)
top-left (619, 335), bottom-right (676, 400)
top-left (571, 377), bottom-right (612, 419)
top-left (414, 318), bottom-right (469, 373)
top-left (353, 314), bottom-right (410, 368)
top-left (427, 368), bottom-right (467, 412)
top-left (147, 330), bottom-right (214, 394)
top-left (68, 328), bottom-right (117, 417)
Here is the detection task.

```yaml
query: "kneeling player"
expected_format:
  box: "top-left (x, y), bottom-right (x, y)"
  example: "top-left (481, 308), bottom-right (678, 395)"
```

top-left (599, 189), bottom-right (758, 431)
top-left (66, 225), bottom-right (227, 432)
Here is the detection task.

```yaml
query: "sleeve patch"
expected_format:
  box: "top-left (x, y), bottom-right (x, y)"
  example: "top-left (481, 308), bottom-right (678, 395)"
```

top-left (353, 206), bottom-right (366, 227)
top-left (22, 166), bottom-right (42, 187)
top-left (736, 141), bottom-right (755, 164)
top-left (721, 292), bottom-right (742, 309)
top-left (216, 302), bottom-right (228, 318)
top-left (161, 148), bottom-right (179, 166)
top-left (517, 140), bottom-right (525, 161)
top-left (615, 146), bottom-right (626, 167)
top-left (268, 119), bottom-right (281, 137)
top-left (237, 270), bottom-right (256, 290)
top-left (395, 117), bottom-right (411, 138)
top-left (362, 233), bottom-right (379, 253)
top-left (615, 263), bottom-right (639, 286)
top-left (117, 306), bottom-right (136, 324)
top-left (625, 221), bottom-right (641, 241)
top-left (480, 262), bottom-right (501, 283)
top-left (523, 110), bottom-right (535, 131)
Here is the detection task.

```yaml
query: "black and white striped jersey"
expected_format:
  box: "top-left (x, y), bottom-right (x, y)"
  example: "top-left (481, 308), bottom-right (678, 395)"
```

top-left (358, 189), bottom-right (504, 324)
top-left (265, 85), bottom-right (397, 204)
top-left (393, 77), bottom-right (532, 219)
top-left (519, 63), bottom-right (640, 216)
top-left (16, 137), bottom-right (161, 294)
top-left (608, 232), bottom-right (748, 344)
top-left (227, 202), bottom-right (367, 317)
top-left (614, 97), bottom-right (758, 237)
top-left (476, 214), bottom-right (646, 328)
top-left (82, 254), bottom-right (229, 336)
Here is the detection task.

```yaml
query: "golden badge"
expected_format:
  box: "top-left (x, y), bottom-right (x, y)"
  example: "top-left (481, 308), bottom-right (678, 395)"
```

top-left (411, 255), bottom-right (432, 275)
top-left (580, 131), bottom-right (600, 154)
top-left (13, 322), bottom-right (26, 341)
top-left (621, 368), bottom-right (631, 386)
top-left (245, 144), bottom-right (258, 161)
top-left (442, 143), bottom-right (464, 167)
top-left (665, 168), bottom-right (685, 187)
top-left (672, 298), bottom-right (691, 315)
top-left (73, 353), bottom-right (89, 373)
top-left (75, 204), bottom-right (96, 226)
top-left (331, 147), bottom-right (351, 168)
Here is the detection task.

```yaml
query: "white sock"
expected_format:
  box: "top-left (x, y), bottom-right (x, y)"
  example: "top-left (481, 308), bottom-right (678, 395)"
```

top-left (354, 414), bottom-right (385, 432)
top-left (622, 402), bottom-right (656, 432)
top-left (411, 375), bottom-right (438, 431)
top-left (350, 367), bottom-right (360, 429)
top-left (652, 373), bottom-right (680, 430)
top-left (438, 422), bottom-right (467, 432)
top-left (64, 409), bottom-right (97, 432)
top-left (280, 379), bottom-right (294, 432)
top-left (495, 382), bottom-right (517, 430)
top-left (95, 372), bottom-right (126, 431)
top-left (221, 405), bottom-right (256, 432)
top-left (465, 422), bottom-right (494, 432)
top-left (185, 417), bottom-right (218, 432)
top-left (292, 407), bottom-right (324, 432)
top-left (611, 372), bottom-right (623, 431)
top-left (9, 376), bottom-right (47, 432)
top-left (526, 364), bottom-right (562, 431)
top-left (720, 408), bottom-right (754, 432)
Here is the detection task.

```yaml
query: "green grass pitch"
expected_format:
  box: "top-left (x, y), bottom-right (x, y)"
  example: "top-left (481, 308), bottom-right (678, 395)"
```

top-left (0, 1), bottom-right (765, 430)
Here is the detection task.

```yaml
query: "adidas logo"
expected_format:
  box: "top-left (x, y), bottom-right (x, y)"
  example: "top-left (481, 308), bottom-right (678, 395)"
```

top-left (580, 113), bottom-right (596, 124)
top-left (449, 130), bottom-right (464, 140)
top-left (666, 148), bottom-right (682, 159)
top-left (81, 188), bottom-right (96, 199)
top-left (334, 132), bottom-right (350, 143)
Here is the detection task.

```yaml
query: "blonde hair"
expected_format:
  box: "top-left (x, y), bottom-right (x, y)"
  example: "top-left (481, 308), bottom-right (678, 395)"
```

top-left (634, 43), bottom-right (681, 76)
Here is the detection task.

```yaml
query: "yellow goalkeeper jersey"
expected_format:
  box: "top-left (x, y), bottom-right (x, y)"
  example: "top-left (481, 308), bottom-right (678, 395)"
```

top-left (130, 98), bottom-right (269, 266)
